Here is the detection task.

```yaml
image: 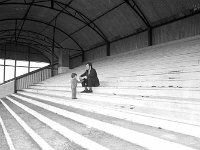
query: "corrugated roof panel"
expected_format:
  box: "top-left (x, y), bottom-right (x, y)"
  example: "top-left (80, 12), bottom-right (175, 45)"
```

top-left (0, 4), bottom-right (27, 19)
top-left (95, 4), bottom-right (146, 41)
top-left (71, 26), bottom-right (104, 49)
top-left (60, 38), bottom-right (81, 50)
top-left (165, 0), bottom-right (200, 14)
top-left (71, 0), bottom-right (123, 20)
top-left (55, 0), bottom-right (74, 4)
top-left (28, 6), bottom-right (58, 22)
top-left (22, 21), bottom-right (47, 33)
top-left (135, 0), bottom-right (200, 24)
top-left (0, 20), bottom-right (15, 31)
top-left (56, 13), bottom-right (85, 34)
top-left (135, 0), bottom-right (170, 23)
top-left (54, 30), bottom-right (69, 43)
top-left (41, 27), bottom-right (64, 43)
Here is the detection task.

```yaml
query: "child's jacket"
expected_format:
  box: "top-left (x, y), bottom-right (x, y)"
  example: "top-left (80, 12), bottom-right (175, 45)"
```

top-left (70, 78), bottom-right (79, 89)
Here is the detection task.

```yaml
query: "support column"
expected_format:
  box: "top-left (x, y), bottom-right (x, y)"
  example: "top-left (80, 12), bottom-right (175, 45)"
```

top-left (148, 27), bottom-right (153, 46)
top-left (51, 22), bottom-right (56, 77)
top-left (106, 42), bottom-right (110, 56)
top-left (58, 49), bottom-right (70, 74)
top-left (14, 43), bottom-right (17, 78)
top-left (3, 45), bottom-right (6, 83)
top-left (28, 46), bottom-right (30, 73)
top-left (82, 50), bottom-right (85, 62)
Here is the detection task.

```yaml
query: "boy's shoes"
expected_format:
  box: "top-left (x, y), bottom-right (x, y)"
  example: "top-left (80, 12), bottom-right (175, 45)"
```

top-left (72, 98), bottom-right (77, 99)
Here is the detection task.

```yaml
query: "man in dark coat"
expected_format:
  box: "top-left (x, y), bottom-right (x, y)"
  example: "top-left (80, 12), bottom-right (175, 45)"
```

top-left (80, 62), bottom-right (100, 93)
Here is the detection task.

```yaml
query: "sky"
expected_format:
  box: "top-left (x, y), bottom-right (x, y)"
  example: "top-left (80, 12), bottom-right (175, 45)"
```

top-left (0, 59), bottom-right (49, 83)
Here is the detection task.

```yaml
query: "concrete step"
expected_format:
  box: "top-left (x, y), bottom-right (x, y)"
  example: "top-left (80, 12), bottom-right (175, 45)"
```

top-left (26, 85), bottom-right (200, 99)
top-left (41, 64), bottom-right (200, 87)
top-left (2, 97), bottom-right (110, 150)
top-left (0, 100), bottom-right (41, 150)
top-left (8, 93), bottom-right (200, 150)
top-left (19, 89), bottom-right (200, 125)
top-left (18, 91), bottom-right (200, 139)
top-left (43, 68), bottom-right (200, 83)
top-left (27, 85), bottom-right (200, 114)
top-left (0, 116), bottom-right (13, 150)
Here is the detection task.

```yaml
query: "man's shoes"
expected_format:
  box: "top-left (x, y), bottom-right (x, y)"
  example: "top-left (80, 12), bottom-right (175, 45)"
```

top-left (81, 89), bottom-right (88, 93)
top-left (72, 98), bottom-right (77, 99)
top-left (87, 90), bottom-right (93, 93)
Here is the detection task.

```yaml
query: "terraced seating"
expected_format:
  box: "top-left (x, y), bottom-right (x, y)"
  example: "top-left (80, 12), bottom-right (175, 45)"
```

top-left (1, 37), bottom-right (200, 149)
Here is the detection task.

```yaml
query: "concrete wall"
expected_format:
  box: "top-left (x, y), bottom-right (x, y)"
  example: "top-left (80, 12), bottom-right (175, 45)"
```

top-left (0, 80), bottom-right (14, 98)
top-left (153, 14), bottom-right (200, 45)
top-left (70, 55), bottom-right (82, 69)
top-left (85, 45), bottom-right (107, 61)
top-left (110, 31), bottom-right (148, 55)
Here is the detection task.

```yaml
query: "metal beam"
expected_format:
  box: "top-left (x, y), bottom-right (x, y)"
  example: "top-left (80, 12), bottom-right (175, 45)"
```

top-left (124, 0), bottom-right (150, 27)
top-left (54, 1), bottom-right (108, 42)
top-left (0, 0), bottom-right (12, 4)
top-left (41, 0), bottom-right (74, 33)
top-left (0, 2), bottom-right (108, 44)
top-left (60, 1), bottom-right (125, 43)
top-left (123, 0), bottom-right (152, 45)
top-left (0, 41), bottom-right (54, 62)
top-left (0, 34), bottom-right (53, 50)
top-left (51, 18), bottom-right (56, 76)
top-left (0, 36), bottom-right (55, 56)
top-left (0, 29), bottom-right (83, 51)
top-left (0, 28), bottom-right (63, 48)
top-left (1, 34), bottom-right (53, 49)
top-left (0, 18), bottom-right (83, 51)
top-left (16, 0), bottom-right (35, 41)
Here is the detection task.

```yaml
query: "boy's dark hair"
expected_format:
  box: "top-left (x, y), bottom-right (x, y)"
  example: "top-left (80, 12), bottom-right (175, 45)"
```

top-left (71, 73), bottom-right (77, 78)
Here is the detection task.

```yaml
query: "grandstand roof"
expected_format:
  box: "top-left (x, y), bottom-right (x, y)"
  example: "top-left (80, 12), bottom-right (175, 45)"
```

top-left (0, 0), bottom-right (200, 58)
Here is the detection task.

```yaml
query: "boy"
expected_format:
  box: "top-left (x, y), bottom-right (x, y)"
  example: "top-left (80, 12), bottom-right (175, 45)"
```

top-left (70, 73), bottom-right (81, 99)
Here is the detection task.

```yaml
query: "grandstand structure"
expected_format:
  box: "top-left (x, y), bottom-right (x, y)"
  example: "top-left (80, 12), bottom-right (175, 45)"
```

top-left (0, 0), bottom-right (200, 150)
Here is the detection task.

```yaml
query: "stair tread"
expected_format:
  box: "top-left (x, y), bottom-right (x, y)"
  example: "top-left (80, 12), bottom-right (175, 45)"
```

top-left (0, 100), bottom-right (40, 150)
top-left (10, 94), bottom-right (200, 150)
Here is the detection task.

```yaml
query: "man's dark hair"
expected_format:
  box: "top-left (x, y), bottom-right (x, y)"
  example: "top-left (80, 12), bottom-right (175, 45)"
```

top-left (71, 73), bottom-right (77, 78)
top-left (86, 62), bottom-right (92, 68)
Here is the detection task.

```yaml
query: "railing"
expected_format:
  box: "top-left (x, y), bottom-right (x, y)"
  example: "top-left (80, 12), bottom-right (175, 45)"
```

top-left (0, 63), bottom-right (58, 97)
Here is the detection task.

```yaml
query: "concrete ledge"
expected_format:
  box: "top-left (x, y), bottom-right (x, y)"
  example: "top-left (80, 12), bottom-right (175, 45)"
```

top-left (0, 81), bottom-right (14, 98)
top-left (1, 99), bottom-right (54, 150)
top-left (6, 96), bottom-right (109, 150)
top-left (22, 88), bottom-right (200, 115)
top-left (13, 94), bottom-right (198, 150)
top-left (0, 116), bottom-right (15, 150)
top-left (18, 92), bottom-right (200, 138)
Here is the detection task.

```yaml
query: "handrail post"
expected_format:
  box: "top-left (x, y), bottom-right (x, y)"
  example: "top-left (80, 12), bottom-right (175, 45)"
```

top-left (14, 78), bottom-right (17, 93)
top-left (51, 65), bottom-right (54, 77)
